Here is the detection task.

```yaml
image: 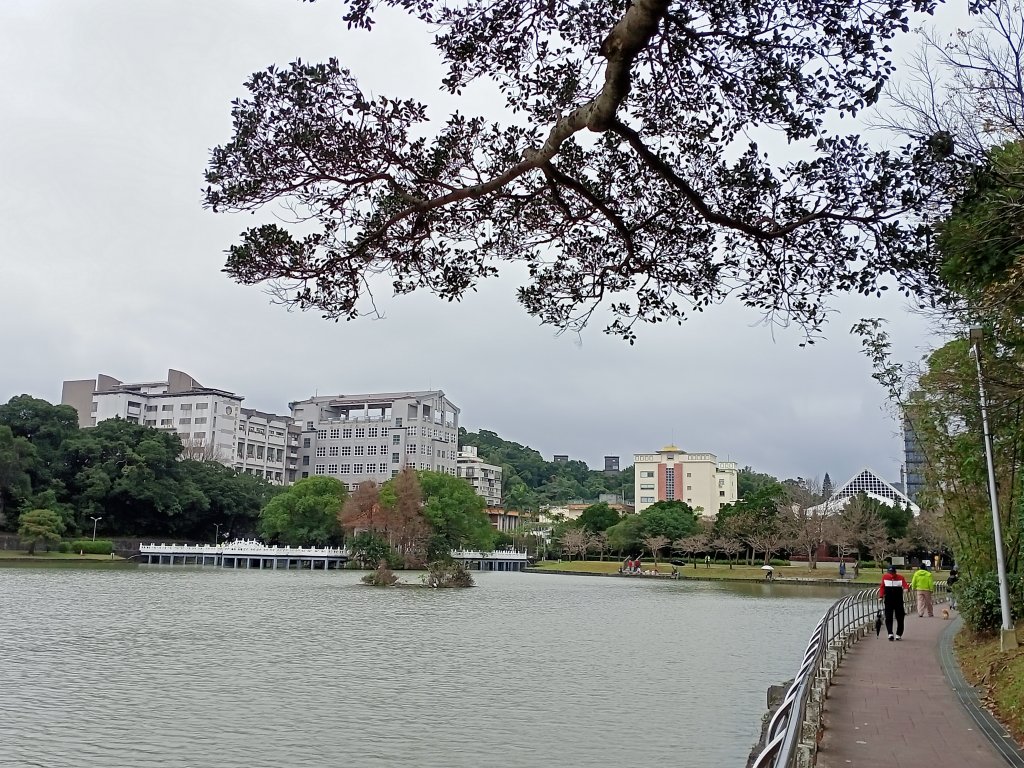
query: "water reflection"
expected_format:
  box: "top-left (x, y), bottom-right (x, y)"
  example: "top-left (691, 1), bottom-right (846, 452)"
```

top-left (0, 569), bottom-right (839, 767)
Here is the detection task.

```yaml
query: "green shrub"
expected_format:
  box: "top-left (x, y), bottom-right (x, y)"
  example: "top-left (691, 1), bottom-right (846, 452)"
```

top-left (57, 542), bottom-right (71, 553)
top-left (68, 539), bottom-right (114, 555)
top-left (958, 572), bottom-right (1024, 633)
top-left (361, 562), bottom-right (399, 586)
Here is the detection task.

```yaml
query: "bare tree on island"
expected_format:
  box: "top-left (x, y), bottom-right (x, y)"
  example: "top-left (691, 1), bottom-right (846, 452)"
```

top-left (204, 0), bottom-right (960, 343)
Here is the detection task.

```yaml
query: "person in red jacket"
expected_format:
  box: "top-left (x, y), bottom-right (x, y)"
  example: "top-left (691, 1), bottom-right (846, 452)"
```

top-left (879, 565), bottom-right (910, 641)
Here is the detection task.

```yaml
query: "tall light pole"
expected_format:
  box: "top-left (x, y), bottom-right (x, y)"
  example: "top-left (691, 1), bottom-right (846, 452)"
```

top-left (969, 326), bottom-right (1018, 651)
top-left (214, 523), bottom-right (223, 546)
top-left (90, 516), bottom-right (102, 541)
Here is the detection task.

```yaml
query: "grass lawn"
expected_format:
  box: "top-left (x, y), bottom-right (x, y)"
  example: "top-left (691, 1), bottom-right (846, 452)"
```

top-left (955, 621), bottom-right (1024, 744)
top-left (532, 559), bottom-right (947, 585)
top-left (0, 550), bottom-right (125, 561)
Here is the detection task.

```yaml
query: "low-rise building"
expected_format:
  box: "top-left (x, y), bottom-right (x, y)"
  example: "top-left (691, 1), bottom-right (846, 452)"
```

top-left (236, 408), bottom-right (301, 485)
top-left (633, 444), bottom-right (738, 516)
top-left (456, 445), bottom-right (503, 507)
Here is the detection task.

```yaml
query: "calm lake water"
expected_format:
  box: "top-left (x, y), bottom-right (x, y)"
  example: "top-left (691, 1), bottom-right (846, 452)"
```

top-left (0, 568), bottom-right (842, 767)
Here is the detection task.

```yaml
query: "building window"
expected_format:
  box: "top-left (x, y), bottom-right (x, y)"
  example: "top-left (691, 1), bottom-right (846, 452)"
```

top-left (367, 445), bottom-right (378, 456)
top-left (90, 402), bottom-right (98, 413)
top-left (305, 421), bottom-right (313, 431)
top-left (328, 464), bottom-right (338, 474)
top-left (316, 446), bottom-right (326, 457)
top-left (407, 444), bottom-right (417, 454)
top-left (317, 429), bottom-right (327, 439)
top-left (329, 446), bottom-right (339, 457)
top-left (686, 485), bottom-right (692, 491)
top-left (193, 432), bottom-right (206, 439)
top-left (257, 446), bottom-right (265, 459)
top-left (179, 418), bottom-right (191, 425)
top-left (127, 401), bottom-right (142, 410)
top-left (303, 437), bottom-right (311, 448)
top-left (341, 446), bottom-right (352, 456)
top-left (314, 464), bottom-right (326, 475)
top-left (641, 496), bottom-right (655, 503)
top-left (162, 404), bottom-right (174, 411)
top-left (330, 428), bottom-right (340, 439)
top-left (641, 471), bottom-right (654, 478)
top-left (687, 473), bottom-right (692, 477)
top-left (160, 419), bottom-right (172, 426)
top-left (393, 434), bottom-right (401, 444)
top-left (395, 418), bottom-right (402, 427)
top-left (145, 405), bottom-right (158, 412)
top-left (368, 427), bottom-right (378, 438)
top-left (196, 403), bottom-right (208, 410)
top-left (409, 426), bottom-right (418, 437)
top-left (392, 469), bottom-right (399, 477)
top-left (640, 484), bottom-right (655, 491)
top-left (718, 479), bottom-right (725, 488)
top-left (381, 427), bottom-right (389, 437)
top-left (194, 417), bottom-right (207, 424)
top-left (144, 419), bottom-right (156, 426)
top-left (354, 427), bottom-right (365, 438)
top-left (302, 471), bottom-right (309, 479)
top-left (339, 464), bottom-right (351, 474)
top-left (342, 428), bottom-right (352, 439)
top-left (354, 445), bottom-right (364, 456)
top-left (302, 456), bottom-right (310, 466)
top-left (720, 491), bottom-right (726, 497)
top-left (353, 463), bottom-right (364, 473)
top-left (378, 463), bottom-right (389, 473)
top-left (392, 453), bottom-right (400, 464)
top-left (180, 404), bottom-right (192, 411)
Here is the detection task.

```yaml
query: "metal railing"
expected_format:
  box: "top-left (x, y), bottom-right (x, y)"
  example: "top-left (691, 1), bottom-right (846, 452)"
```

top-left (750, 581), bottom-right (946, 768)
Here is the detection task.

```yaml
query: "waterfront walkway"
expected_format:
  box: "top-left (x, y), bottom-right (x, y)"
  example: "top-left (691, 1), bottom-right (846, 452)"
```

top-left (817, 609), bottom-right (1023, 768)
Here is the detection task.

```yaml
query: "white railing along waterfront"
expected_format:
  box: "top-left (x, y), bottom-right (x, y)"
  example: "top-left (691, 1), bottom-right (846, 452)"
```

top-left (451, 548), bottom-right (529, 560)
top-left (750, 581), bottom-right (947, 768)
top-left (139, 540), bottom-right (350, 557)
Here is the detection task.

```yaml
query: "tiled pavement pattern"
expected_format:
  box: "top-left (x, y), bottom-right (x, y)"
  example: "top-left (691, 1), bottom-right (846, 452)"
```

top-left (817, 609), bottom-right (1023, 768)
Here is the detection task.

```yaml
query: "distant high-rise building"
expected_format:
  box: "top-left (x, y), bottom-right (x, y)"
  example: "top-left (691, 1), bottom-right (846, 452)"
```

top-left (290, 390), bottom-right (459, 491)
top-left (553, 454), bottom-right (569, 463)
top-left (903, 415), bottom-right (925, 503)
top-left (604, 456), bottom-right (620, 473)
top-left (632, 444), bottom-right (738, 517)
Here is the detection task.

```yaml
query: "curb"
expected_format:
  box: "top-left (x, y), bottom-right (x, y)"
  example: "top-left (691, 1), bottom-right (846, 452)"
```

top-left (938, 617), bottom-right (1024, 767)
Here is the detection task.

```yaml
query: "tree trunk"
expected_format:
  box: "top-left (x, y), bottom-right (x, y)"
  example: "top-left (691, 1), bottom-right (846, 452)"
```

top-left (27, 539), bottom-right (36, 555)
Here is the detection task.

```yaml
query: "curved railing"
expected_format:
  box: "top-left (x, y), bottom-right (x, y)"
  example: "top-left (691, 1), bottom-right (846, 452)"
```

top-left (750, 581), bottom-right (947, 768)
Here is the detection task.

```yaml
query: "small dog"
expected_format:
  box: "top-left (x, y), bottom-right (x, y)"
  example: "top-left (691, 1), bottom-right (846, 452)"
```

top-left (942, 608), bottom-right (950, 620)
top-left (875, 610), bottom-right (883, 636)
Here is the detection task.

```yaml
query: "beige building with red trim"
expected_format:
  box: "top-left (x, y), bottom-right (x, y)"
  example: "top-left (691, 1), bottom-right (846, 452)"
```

top-left (633, 445), bottom-right (738, 517)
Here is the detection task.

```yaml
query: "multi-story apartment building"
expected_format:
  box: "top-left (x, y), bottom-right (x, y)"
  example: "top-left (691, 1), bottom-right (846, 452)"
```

top-left (456, 445), bottom-right (503, 507)
top-left (60, 369), bottom-right (297, 485)
top-left (290, 390), bottom-right (459, 490)
top-left (902, 414), bottom-right (925, 503)
top-left (633, 444), bottom-right (738, 516)
top-left (236, 408), bottom-right (301, 485)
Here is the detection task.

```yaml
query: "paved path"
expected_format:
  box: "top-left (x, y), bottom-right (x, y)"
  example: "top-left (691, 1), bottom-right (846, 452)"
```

top-left (817, 608), bottom-right (1019, 768)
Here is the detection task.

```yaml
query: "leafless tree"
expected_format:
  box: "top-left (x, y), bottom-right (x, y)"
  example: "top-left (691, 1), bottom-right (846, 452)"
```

top-left (561, 528), bottom-right (593, 562)
top-left (711, 536), bottom-right (743, 569)
top-left (672, 534), bottom-right (707, 569)
top-left (643, 534), bottom-right (671, 569)
top-left (590, 531), bottom-right (610, 561)
top-left (179, 437), bottom-right (229, 464)
top-left (782, 480), bottom-right (834, 570)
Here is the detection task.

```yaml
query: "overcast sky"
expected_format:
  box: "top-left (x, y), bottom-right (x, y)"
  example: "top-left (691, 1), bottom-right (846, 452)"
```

top-left (1, 0), bottom-right (964, 486)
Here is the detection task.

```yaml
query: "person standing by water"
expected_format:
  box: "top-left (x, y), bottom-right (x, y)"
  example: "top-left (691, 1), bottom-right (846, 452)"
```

top-left (879, 565), bottom-right (910, 641)
top-left (911, 562), bottom-right (935, 617)
top-left (947, 566), bottom-right (959, 609)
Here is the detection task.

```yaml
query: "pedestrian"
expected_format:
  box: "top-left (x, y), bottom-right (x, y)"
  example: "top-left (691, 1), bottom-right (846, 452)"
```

top-left (838, 561), bottom-right (846, 579)
top-left (911, 562), bottom-right (935, 617)
top-left (946, 566), bottom-right (959, 610)
top-left (879, 565), bottom-right (910, 641)
top-left (705, 555), bottom-right (711, 568)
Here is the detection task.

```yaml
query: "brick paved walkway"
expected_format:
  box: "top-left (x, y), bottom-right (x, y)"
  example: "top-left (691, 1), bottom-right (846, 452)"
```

top-left (817, 610), bottom-right (1009, 768)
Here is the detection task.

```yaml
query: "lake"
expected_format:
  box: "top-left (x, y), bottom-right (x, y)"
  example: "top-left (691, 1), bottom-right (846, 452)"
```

top-left (0, 568), bottom-right (841, 767)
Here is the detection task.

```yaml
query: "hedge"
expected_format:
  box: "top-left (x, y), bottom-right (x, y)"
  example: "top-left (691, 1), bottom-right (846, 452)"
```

top-left (68, 539), bottom-right (114, 555)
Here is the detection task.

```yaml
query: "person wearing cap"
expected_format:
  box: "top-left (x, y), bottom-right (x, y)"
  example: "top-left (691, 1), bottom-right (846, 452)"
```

top-left (910, 562), bottom-right (935, 617)
top-left (879, 565), bottom-right (910, 641)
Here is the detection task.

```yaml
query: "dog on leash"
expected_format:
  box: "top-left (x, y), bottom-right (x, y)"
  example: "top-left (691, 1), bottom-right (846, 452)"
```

top-left (875, 610), bottom-right (883, 636)
top-left (942, 608), bottom-right (950, 620)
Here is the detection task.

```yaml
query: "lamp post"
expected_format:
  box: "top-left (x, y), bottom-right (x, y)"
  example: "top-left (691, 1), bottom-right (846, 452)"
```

top-left (90, 516), bottom-right (102, 541)
top-left (214, 523), bottom-right (223, 546)
top-left (969, 326), bottom-right (1018, 651)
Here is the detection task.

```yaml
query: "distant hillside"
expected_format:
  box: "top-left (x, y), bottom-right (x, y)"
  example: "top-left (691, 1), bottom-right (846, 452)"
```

top-left (458, 428), bottom-right (632, 510)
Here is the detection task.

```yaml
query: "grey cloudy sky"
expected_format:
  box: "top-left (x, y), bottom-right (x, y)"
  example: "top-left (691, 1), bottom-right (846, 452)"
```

top-left (1, 0), bottom-right (957, 485)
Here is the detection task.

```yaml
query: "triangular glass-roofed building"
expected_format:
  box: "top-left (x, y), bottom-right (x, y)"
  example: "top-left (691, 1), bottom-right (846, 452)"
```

top-left (810, 468), bottom-right (919, 515)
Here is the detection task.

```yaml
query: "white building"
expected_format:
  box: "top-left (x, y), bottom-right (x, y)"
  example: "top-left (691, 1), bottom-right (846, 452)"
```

top-left (633, 444), bottom-right (738, 516)
top-left (60, 369), bottom-right (297, 485)
top-left (236, 408), bottom-right (301, 485)
top-left (290, 390), bottom-right (459, 490)
top-left (456, 446), bottom-right (503, 507)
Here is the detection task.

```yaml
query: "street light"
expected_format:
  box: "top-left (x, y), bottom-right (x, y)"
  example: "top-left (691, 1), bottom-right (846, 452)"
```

top-left (214, 522), bottom-right (223, 546)
top-left (90, 516), bottom-right (102, 541)
top-left (969, 325), bottom-right (1018, 651)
